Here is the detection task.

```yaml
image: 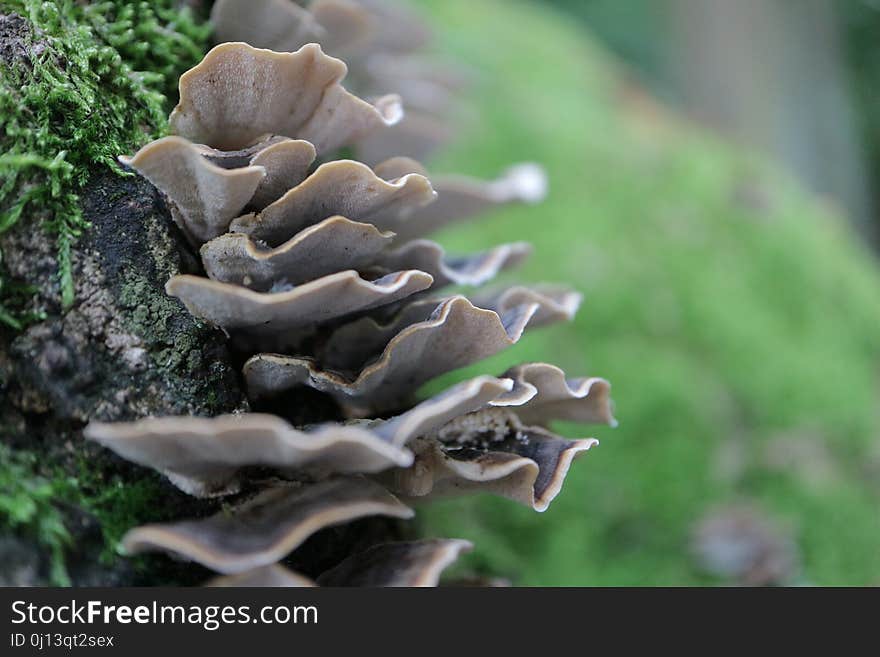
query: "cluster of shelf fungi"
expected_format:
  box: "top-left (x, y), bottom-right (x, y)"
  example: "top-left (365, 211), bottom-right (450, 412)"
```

top-left (84, 0), bottom-right (616, 587)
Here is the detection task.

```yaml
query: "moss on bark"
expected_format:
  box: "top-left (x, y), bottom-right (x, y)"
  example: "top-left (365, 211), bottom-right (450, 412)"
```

top-left (0, 0), bottom-right (208, 323)
top-left (0, 2), bottom-right (234, 585)
top-left (0, 167), bottom-right (245, 585)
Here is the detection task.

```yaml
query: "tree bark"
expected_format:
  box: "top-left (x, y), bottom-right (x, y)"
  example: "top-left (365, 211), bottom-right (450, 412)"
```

top-left (0, 140), bottom-right (249, 585)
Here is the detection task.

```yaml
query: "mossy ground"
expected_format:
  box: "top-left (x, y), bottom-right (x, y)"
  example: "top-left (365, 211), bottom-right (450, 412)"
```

top-left (417, 0), bottom-right (880, 585)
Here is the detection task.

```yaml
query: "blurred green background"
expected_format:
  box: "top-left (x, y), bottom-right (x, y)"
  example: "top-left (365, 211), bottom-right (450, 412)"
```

top-left (411, 0), bottom-right (880, 585)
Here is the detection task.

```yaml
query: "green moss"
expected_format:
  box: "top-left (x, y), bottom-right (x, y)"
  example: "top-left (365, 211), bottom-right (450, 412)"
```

top-left (68, 452), bottom-right (179, 565)
top-left (0, 442), bottom-right (203, 582)
top-left (418, 0), bottom-right (880, 585)
top-left (0, 444), bottom-right (74, 585)
top-left (0, 0), bottom-right (209, 328)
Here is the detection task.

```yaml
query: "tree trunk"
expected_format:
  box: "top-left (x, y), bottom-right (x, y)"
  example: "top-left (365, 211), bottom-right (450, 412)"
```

top-left (0, 164), bottom-right (251, 583)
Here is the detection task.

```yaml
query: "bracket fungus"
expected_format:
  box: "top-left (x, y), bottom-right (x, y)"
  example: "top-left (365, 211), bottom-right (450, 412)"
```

top-left (211, 0), bottom-right (370, 57)
top-left (169, 42), bottom-right (403, 153)
top-left (373, 240), bottom-right (532, 289)
top-left (211, 0), bottom-right (474, 165)
top-left (243, 293), bottom-right (574, 413)
top-left (207, 538), bottom-right (473, 588)
top-left (207, 564), bottom-right (317, 588)
top-left (84, 413), bottom-right (416, 497)
top-left (165, 269), bottom-right (434, 335)
top-left (226, 158), bottom-right (436, 245)
top-left (85, 1), bottom-right (616, 587)
top-left (316, 539), bottom-right (474, 587)
top-left (387, 430), bottom-right (598, 513)
top-left (121, 477), bottom-right (414, 574)
top-left (200, 217), bottom-right (395, 290)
